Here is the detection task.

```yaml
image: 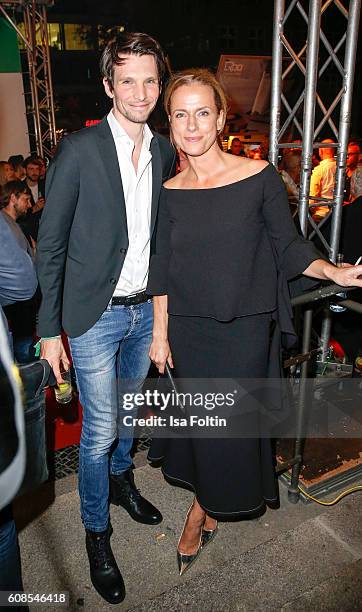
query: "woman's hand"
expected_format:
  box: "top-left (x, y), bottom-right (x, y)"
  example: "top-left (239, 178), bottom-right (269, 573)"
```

top-left (304, 259), bottom-right (362, 287)
top-left (327, 263), bottom-right (362, 287)
top-left (149, 337), bottom-right (174, 374)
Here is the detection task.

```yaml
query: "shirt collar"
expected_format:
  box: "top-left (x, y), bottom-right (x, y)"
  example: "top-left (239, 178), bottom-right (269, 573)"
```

top-left (320, 158), bottom-right (335, 165)
top-left (107, 110), bottom-right (153, 150)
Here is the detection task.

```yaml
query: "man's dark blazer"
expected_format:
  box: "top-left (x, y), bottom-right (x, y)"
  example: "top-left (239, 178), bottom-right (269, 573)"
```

top-left (36, 117), bottom-right (175, 338)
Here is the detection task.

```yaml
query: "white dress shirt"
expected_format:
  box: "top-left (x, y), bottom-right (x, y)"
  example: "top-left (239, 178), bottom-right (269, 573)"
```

top-left (310, 157), bottom-right (336, 219)
top-left (107, 110), bottom-right (153, 296)
top-left (29, 182), bottom-right (39, 203)
top-left (310, 158), bottom-right (336, 199)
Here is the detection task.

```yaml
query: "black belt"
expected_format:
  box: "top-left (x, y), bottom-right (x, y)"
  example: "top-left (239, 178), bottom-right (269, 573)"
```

top-left (111, 291), bottom-right (150, 307)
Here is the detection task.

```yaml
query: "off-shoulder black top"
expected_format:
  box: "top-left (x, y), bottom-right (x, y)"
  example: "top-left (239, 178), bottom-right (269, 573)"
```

top-left (147, 163), bottom-right (321, 321)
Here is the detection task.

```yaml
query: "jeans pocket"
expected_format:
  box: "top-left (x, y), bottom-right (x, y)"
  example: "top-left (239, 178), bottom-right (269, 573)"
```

top-left (101, 300), bottom-right (113, 315)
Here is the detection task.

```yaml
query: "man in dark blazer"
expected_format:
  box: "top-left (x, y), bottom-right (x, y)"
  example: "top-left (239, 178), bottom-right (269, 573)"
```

top-left (36, 32), bottom-right (175, 604)
top-left (19, 156), bottom-right (46, 242)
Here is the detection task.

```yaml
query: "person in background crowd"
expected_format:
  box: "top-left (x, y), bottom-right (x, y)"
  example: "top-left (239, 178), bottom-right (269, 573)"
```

top-left (344, 141), bottom-right (360, 201)
top-left (0, 212), bottom-right (37, 609)
top-left (36, 156), bottom-right (47, 181)
top-left (0, 161), bottom-right (16, 186)
top-left (19, 156), bottom-right (46, 241)
top-left (247, 144), bottom-right (263, 159)
top-left (279, 152), bottom-right (301, 200)
top-left (340, 167), bottom-right (362, 268)
top-left (8, 155), bottom-right (26, 181)
top-left (23, 156), bottom-right (45, 210)
top-left (227, 137), bottom-right (245, 156)
top-left (290, 139), bottom-right (302, 153)
top-left (37, 32), bottom-right (175, 604)
top-left (332, 166), bottom-right (362, 367)
top-left (311, 150), bottom-right (320, 168)
top-left (0, 181), bottom-right (37, 363)
top-left (309, 138), bottom-right (336, 221)
top-left (0, 181), bottom-right (33, 254)
top-left (176, 147), bottom-right (189, 172)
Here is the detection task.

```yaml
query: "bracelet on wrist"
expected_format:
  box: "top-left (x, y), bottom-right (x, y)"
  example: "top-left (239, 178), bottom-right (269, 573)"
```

top-left (34, 336), bottom-right (61, 357)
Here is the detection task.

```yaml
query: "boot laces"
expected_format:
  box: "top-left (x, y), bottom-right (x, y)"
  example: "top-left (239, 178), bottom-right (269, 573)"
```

top-left (93, 533), bottom-right (112, 566)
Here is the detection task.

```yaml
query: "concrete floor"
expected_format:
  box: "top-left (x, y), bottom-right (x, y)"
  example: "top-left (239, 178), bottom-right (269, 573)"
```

top-left (14, 455), bottom-right (362, 612)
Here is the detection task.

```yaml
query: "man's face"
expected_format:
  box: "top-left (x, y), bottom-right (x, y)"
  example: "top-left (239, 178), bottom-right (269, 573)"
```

top-left (103, 54), bottom-right (160, 127)
top-left (14, 165), bottom-right (26, 180)
top-left (12, 191), bottom-right (32, 218)
top-left (230, 140), bottom-right (242, 155)
top-left (37, 158), bottom-right (46, 179)
top-left (26, 162), bottom-right (40, 182)
top-left (347, 144), bottom-right (360, 170)
top-left (4, 163), bottom-right (16, 181)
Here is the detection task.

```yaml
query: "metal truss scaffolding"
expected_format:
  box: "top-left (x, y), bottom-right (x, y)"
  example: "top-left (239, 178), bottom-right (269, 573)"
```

top-left (269, 0), bottom-right (361, 501)
top-left (0, 0), bottom-right (57, 157)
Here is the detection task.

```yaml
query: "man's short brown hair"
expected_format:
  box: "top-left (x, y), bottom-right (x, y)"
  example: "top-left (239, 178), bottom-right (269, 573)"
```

top-left (23, 155), bottom-right (41, 169)
top-left (99, 32), bottom-right (168, 91)
top-left (0, 180), bottom-right (30, 210)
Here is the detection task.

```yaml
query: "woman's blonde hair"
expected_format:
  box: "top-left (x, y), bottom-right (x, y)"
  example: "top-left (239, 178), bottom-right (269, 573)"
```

top-left (164, 68), bottom-right (228, 133)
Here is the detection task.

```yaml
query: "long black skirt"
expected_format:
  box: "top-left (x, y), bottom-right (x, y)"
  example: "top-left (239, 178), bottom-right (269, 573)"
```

top-left (148, 313), bottom-right (278, 518)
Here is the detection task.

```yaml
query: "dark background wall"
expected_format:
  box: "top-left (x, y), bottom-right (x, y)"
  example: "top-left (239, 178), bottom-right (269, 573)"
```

top-left (20, 0), bottom-right (360, 137)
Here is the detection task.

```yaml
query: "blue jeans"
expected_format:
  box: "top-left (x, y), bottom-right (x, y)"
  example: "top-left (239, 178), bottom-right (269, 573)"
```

top-left (13, 336), bottom-right (36, 364)
top-left (0, 507), bottom-right (24, 592)
top-left (69, 300), bottom-right (153, 531)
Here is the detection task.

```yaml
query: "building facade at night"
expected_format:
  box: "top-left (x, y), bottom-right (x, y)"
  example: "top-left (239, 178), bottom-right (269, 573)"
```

top-left (10, 0), bottom-right (361, 136)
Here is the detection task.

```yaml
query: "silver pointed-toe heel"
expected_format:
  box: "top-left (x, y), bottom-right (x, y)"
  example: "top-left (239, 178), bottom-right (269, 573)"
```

top-left (177, 546), bottom-right (202, 576)
top-left (177, 501), bottom-right (203, 576)
top-left (201, 522), bottom-right (218, 549)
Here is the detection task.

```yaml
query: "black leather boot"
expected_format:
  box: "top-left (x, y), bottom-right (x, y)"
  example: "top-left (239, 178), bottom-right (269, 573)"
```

top-left (109, 469), bottom-right (162, 525)
top-left (85, 524), bottom-right (125, 604)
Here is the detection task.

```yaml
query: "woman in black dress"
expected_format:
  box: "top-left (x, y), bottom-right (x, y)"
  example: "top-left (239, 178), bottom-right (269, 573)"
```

top-left (147, 69), bottom-right (362, 575)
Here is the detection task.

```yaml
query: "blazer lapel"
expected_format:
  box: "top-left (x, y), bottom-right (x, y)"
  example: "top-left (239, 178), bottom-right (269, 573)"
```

top-left (94, 118), bottom-right (128, 238)
top-left (150, 136), bottom-right (162, 237)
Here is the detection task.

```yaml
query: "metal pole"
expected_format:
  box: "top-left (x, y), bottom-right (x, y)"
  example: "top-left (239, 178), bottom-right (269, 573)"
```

top-left (24, 3), bottom-right (43, 155)
top-left (0, 0), bottom-right (57, 156)
top-left (41, 5), bottom-right (57, 151)
top-left (329, 0), bottom-right (361, 263)
top-left (298, 0), bottom-right (322, 237)
top-left (288, 308), bottom-right (313, 503)
top-left (267, 0), bottom-right (361, 503)
top-left (288, 0), bottom-right (321, 503)
top-left (320, 0), bottom-right (361, 359)
top-left (269, 0), bottom-right (284, 168)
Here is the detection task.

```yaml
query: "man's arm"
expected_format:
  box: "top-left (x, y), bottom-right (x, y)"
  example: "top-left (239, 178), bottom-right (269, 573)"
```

top-left (0, 214), bottom-right (37, 306)
top-left (36, 137), bottom-right (79, 382)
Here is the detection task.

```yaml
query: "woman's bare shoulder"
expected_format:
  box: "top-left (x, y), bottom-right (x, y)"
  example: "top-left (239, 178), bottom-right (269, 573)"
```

top-left (225, 157), bottom-right (270, 183)
top-left (163, 171), bottom-right (187, 190)
top-left (235, 158), bottom-right (269, 173)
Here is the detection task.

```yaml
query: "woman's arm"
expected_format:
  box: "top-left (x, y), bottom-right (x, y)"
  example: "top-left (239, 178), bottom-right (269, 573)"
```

top-left (262, 167), bottom-right (362, 289)
top-left (149, 295), bottom-right (173, 374)
top-left (303, 259), bottom-right (362, 287)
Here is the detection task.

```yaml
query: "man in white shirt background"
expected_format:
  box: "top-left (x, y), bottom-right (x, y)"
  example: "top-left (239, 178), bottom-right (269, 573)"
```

top-left (309, 138), bottom-right (336, 221)
top-left (36, 33), bottom-right (175, 604)
top-left (23, 156), bottom-right (45, 210)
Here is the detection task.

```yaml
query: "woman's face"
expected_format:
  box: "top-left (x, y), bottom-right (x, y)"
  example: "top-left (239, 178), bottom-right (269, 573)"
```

top-left (169, 83), bottom-right (223, 158)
